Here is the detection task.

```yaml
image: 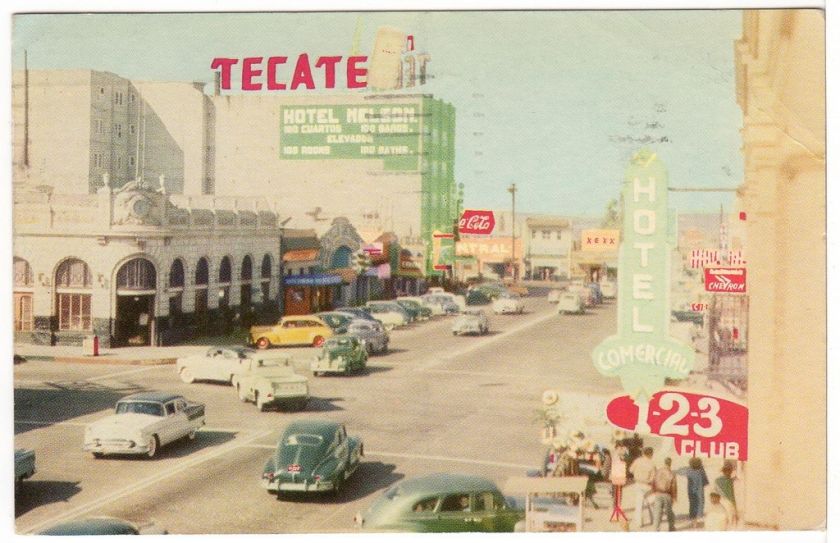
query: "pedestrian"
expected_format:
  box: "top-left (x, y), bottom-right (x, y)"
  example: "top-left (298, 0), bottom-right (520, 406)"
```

top-left (704, 492), bottom-right (729, 531)
top-left (650, 458), bottom-right (677, 531)
top-left (601, 449), bottom-right (613, 482)
top-left (676, 457), bottom-right (709, 528)
top-left (628, 447), bottom-right (656, 530)
top-left (715, 464), bottom-right (738, 526)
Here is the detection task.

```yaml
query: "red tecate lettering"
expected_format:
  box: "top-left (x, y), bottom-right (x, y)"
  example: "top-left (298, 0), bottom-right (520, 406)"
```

top-left (266, 56), bottom-right (288, 90)
top-left (241, 57), bottom-right (264, 91)
top-left (347, 56), bottom-right (368, 88)
top-left (290, 53), bottom-right (315, 90)
top-left (210, 58), bottom-right (239, 90)
top-left (315, 56), bottom-right (342, 89)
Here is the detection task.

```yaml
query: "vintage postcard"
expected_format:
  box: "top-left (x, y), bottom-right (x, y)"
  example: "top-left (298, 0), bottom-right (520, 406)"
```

top-left (8, 6), bottom-right (826, 538)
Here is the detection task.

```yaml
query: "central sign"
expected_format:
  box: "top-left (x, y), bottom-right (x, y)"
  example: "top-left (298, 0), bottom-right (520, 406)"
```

top-left (591, 151), bottom-right (695, 431)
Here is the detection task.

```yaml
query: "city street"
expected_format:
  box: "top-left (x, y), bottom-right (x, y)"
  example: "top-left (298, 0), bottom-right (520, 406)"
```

top-left (14, 293), bottom-right (618, 534)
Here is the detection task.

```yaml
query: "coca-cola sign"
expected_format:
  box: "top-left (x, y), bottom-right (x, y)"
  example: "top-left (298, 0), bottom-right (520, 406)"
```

top-left (458, 210), bottom-right (495, 235)
top-left (704, 267), bottom-right (747, 293)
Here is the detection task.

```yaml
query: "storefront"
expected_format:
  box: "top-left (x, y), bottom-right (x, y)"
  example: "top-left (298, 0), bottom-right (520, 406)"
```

top-left (282, 274), bottom-right (342, 315)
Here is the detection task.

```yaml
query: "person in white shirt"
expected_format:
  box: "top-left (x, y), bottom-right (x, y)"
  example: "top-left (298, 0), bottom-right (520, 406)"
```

top-left (705, 492), bottom-right (729, 531)
top-left (629, 447), bottom-right (656, 530)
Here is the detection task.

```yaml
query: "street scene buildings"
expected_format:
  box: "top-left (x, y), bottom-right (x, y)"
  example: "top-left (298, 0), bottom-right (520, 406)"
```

top-left (9, 8), bottom-right (826, 537)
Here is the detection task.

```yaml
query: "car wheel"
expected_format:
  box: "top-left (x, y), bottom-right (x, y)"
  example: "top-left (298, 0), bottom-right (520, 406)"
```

top-left (179, 367), bottom-right (195, 384)
top-left (255, 337), bottom-right (271, 350)
top-left (452, 331), bottom-right (458, 336)
top-left (312, 336), bottom-right (325, 347)
top-left (381, 344), bottom-right (388, 354)
top-left (146, 435), bottom-right (159, 458)
top-left (91, 452), bottom-right (104, 459)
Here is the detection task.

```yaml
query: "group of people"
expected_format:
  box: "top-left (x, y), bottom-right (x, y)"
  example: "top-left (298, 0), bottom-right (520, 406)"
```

top-left (627, 448), bottom-right (739, 531)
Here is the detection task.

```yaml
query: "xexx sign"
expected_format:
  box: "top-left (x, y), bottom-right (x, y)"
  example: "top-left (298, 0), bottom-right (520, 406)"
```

top-left (591, 151), bottom-right (695, 432)
top-left (279, 104), bottom-right (421, 171)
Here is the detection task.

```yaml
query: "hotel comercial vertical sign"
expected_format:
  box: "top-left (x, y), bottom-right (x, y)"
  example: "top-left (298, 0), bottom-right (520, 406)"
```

top-left (592, 151), bottom-right (695, 432)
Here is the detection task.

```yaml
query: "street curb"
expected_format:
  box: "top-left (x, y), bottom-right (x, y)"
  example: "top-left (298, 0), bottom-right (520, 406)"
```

top-left (53, 356), bottom-right (176, 366)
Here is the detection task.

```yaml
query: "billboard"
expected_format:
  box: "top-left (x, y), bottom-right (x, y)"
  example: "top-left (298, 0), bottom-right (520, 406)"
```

top-left (279, 104), bottom-right (421, 170)
top-left (581, 229), bottom-right (619, 251)
top-left (705, 267), bottom-right (747, 293)
top-left (458, 210), bottom-right (495, 235)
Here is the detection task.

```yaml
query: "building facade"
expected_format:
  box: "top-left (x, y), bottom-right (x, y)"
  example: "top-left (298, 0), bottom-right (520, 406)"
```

top-left (13, 179), bottom-right (282, 348)
top-left (524, 216), bottom-right (572, 280)
top-left (734, 9), bottom-right (825, 530)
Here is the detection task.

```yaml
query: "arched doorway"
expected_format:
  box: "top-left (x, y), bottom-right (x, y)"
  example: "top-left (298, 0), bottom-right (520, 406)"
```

top-left (114, 258), bottom-right (157, 346)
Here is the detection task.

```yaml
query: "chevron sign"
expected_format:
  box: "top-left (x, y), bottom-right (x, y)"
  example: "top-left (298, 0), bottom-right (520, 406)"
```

top-left (704, 267), bottom-right (747, 293)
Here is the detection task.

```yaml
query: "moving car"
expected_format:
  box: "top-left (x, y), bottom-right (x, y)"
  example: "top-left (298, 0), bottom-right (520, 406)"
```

top-left (84, 392), bottom-right (205, 458)
top-left (311, 336), bottom-right (368, 375)
top-left (556, 292), bottom-right (585, 315)
top-left (261, 420), bottom-right (363, 497)
top-left (232, 358), bottom-right (309, 411)
top-left (547, 289), bottom-right (563, 303)
top-left (365, 301), bottom-right (409, 331)
top-left (396, 296), bottom-right (436, 315)
top-left (250, 315), bottom-right (334, 349)
top-left (492, 292), bottom-right (525, 314)
top-left (466, 289), bottom-right (492, 306)
top-left (334, 307), bottom-right (379, 322)
top-left (345, 320), bottom-right (389, 355)
top-left (355, 473), bottom-right (524, 532)
top-left (472, 283), bottom-right (508, 300)
top-left (503, 476), bottom-right (588, 532)
top-left (14, 448), bottom-right (35, 493)
top-left (599, 280), bottom-right (617, 299)
top-left (176, 346), bottom-right (287, 384)
top-left (422, 294), bottom-right (460, 315)
top-left (37, 517), bottom-right (167, 535)
top-left (451, 309), bottom-right (490, 336)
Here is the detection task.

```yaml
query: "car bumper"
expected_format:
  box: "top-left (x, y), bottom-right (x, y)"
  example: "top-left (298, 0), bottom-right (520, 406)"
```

top-left (84, 439), bottom-right (150, 455)
top-left (454, 326), bottom-right (482, 333)
top-left (261, 477), bottom-right (334, 492)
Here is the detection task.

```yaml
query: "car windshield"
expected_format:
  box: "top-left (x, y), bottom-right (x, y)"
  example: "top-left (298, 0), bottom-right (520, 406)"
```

top-left (284, 434), bottom-right (324, 447)
top-left (115, 401), bottom-right (164, 417)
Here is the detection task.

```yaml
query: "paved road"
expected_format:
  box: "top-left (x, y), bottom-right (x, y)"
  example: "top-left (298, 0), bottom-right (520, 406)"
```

top-left (14, 296), bottom-right (618, 534)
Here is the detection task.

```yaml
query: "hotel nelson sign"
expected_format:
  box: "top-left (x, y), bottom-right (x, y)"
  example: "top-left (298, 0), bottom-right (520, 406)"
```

top-left (592, 151), bottom-right (748, 461)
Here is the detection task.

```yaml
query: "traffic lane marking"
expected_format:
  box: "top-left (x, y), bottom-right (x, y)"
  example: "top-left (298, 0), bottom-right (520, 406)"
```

top-left (19, 429), bottom-right (272, 534)
top-left (415, 307), bottom-right (559, 370)
top-left (240, 444), bottom-right (532, 470)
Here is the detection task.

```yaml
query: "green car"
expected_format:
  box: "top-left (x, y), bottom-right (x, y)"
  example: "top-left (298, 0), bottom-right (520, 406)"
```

top-left (261, 420), bottom-right (363, 497)
top-left (355, 473), bottom-right (524, 532)
top-left (395, 299), bottom-right (429, 321)
top-left (310, 336), bottom-right (368, 376)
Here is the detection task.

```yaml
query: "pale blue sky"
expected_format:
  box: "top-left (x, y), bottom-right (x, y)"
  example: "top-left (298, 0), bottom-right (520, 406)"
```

top-left (13, 10), bottom-right (744, 216)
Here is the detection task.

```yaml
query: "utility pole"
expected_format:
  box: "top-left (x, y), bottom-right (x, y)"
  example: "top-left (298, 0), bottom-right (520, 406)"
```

top-left (508, 183), bottom-right (517, 280)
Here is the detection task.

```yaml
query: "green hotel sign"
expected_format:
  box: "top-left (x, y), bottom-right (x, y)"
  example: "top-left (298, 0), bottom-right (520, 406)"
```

top-left (279, 104), bottom-right (421, 171)
top-left (592, 151), bottom-right (695, 406)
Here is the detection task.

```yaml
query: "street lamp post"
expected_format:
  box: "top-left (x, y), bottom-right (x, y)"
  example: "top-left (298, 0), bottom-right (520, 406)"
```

top-left (508, 183), bottom-right (517, 281)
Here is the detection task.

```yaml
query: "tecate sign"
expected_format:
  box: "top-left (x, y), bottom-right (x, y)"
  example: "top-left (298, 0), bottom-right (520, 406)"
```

top-left (704, 267), bottom-right (747, 293)
top-left (458, 210), bottom-right (495, 235)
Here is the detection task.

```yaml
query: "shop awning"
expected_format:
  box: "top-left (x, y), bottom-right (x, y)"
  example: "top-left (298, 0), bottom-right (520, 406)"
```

top-left (284, 273), bottom-right (342, 286)
top-left (331, 267), bottom-right (358, 284)
top-left (283, 248), bottom-right (320, 263)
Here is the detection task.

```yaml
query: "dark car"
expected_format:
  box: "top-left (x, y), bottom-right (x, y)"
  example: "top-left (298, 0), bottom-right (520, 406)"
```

top-left (316, 311), bottom-right (355, 334)
top-left (261, 420), bottom-right (363, 497)
top-left (38, 517), bottom-right (167, 535)
top-left (466, 290), bottom-right (492, 306)
top-left (335, 307), bottom-right (378, 322)
top-left (355, 473), bottom-right (524, 532)
top-left (393, 300), bottom-right (422, 322)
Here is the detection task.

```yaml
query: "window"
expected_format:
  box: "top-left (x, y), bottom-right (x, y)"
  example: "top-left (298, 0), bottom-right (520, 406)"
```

top-left (542, 230), bottom-right (551, 240)
top-left (115, 91), bottom-right (123, 105)
top-left (116, 258), bottom-right (156, 291)
top-left (100, 87), bottom-right (105, 95)
top-left (129, 156), bottom-right (135, 167)
top-left (129, 93), bottom-right (136, 103)
top-left (260, 254), bottom-right (272, 302)
top-left (129, 124), bottom-right (136, 135)
top-left (114, 124), bottom-right (122, 138)
top-left (165, 403), bottom-right (176, 416)
top-left (95, 119), bottom-right (103, 134)
top-left (117, 157), bottom-right (122, 169)
top-left (240, 255), bottom-right (253, 309)
top-left (440, 494), bottom-right (470, 512)
top-left (219, 256), bottom-right (232, 284)
top-left (411, 497), bottom-right (439, 513)
top-left (473, 492), bottom-right (502, 512)
top-left (14, 257), bottom-right (33, 287)
top-left (14, 293), bottom-right (33, 332)
top-left (57, 292), bottom-right (91, 331)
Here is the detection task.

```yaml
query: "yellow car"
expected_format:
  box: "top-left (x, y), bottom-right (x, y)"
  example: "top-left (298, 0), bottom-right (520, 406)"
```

top-left (250, 316), bottom-right (334, 349)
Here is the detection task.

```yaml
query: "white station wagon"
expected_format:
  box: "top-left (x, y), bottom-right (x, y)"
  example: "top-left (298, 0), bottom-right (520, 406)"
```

top-left (176, 346), bottom-right (288, 384)
top-left (84, 392), bottom-right (205, 458)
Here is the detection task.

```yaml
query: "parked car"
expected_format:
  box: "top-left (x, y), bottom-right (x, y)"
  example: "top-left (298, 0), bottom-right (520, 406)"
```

top-left (547, 289), bottom-right (563, 303)
top-left (346, 320), bottom-right (389, 355)
top-left (232, 358), bottom-right (309, 411)
top-left (466, 289), bottom-right (492, 306)
top-left (14, 448), bottom-right (35, 493)
top-left (365, 301), bottom-right (409, 331)
top-left (422, 294), bottom-right (460, 315)
top-left (599, 280), bottom-right (617, 299)
top-left (556, 292), bottom-right (585, 315)
top-left (83, 392), bottom-right (205, 458)
top-left (472, 283), bottom-right (508, 300)
top-left (334, 307), bottom-right (379, 322)
top-left (396, 298), bottom-right (432, 321)
top-left (355, 473), bottom-right (524, 532)
top-left (176, 346), bottom-right (287, 384)
top-left (452, 309), bottom-right (490, 336)
top-left (392, 299), bottom-right (421, 322)
top-left (311, 336), bottom-right (368, 376)
top-left (261, 420), bottom-right (363, 497)
top-left (37, 517), bottom-right (167, 535)
top-left (316, 311), bottom-right (357, 334)
top-left (250, 315), bottom-right (334, 349)
top-left (568, 285), bottom-right (595, 307)
top-left (396, 296), bottom-right (436, 316)
top-left (492, 292), bottom-right (525, 315)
